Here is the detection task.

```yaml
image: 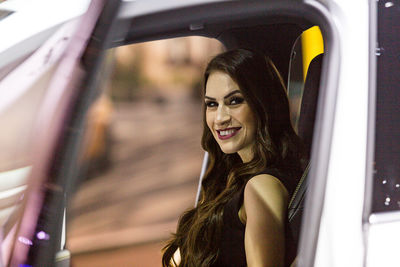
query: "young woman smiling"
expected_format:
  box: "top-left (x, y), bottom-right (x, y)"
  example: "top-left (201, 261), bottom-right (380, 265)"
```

top-left (162, 49), bottom-right (305, 267)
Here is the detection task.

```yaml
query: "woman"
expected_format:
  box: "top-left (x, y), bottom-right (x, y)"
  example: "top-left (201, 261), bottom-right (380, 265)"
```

top-left (162, 49), bottom-right (304, 267)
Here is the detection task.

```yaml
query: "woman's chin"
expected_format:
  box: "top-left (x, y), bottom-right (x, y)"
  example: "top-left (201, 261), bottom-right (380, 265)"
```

top-left (219, 147), bottom-right (238, 154)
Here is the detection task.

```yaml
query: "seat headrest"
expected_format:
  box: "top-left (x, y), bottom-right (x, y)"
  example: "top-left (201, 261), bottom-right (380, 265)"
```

top-left (297, 53), bottom-right (324, 157)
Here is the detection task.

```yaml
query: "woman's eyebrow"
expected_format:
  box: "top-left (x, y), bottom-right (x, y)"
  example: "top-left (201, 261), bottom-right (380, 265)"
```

top-left (204, 90), bottom-right (242, 100)
top-left (223, 90), bottom-right (241, 99)
top-left (204, 96), bottom-right (216, 100)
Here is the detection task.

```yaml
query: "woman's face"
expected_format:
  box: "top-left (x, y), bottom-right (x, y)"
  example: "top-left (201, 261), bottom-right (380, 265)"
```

top-left (205, 71), bottom-right (256, 162)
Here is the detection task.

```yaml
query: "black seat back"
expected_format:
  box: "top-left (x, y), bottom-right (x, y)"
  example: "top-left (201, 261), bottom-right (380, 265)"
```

top-left (287, 53), bottom-right (323, 251)
top-left (297, 53), bottom-right (323, 158)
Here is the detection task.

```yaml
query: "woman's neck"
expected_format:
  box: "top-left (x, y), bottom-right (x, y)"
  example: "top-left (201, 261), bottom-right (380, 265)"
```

top-left (238, 146), bottom-right (254, 163)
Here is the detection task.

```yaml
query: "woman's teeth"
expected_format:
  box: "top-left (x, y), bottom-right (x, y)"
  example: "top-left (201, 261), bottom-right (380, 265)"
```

top-left (219, 129), bottom-right (236, 136)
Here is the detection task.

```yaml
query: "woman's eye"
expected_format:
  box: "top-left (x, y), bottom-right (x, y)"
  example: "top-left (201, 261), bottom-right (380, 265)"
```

top-left (230, 97), bottom-right (244, 105)
top-left (205, 101), bottom-right (217, 108)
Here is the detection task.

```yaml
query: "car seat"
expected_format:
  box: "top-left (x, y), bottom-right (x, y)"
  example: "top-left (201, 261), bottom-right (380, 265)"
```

top-left (287, 53), bottom-right (323, 258)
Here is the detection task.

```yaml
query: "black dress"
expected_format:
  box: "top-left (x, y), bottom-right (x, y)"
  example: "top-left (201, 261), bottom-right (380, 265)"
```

top-left (210, 169), bottom-right (296, 267)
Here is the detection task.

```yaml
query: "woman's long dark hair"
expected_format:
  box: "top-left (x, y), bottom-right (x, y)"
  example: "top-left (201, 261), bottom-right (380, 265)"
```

top-left (162, 49), bottom-right (305, 266)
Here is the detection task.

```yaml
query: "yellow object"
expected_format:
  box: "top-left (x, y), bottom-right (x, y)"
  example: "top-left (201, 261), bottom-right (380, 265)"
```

top-left (301, 26), bottom-right (324, 80)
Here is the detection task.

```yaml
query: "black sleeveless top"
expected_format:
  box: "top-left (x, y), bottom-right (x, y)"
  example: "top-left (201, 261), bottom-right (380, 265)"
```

top-left (210, 169), bottom-right (297, 267)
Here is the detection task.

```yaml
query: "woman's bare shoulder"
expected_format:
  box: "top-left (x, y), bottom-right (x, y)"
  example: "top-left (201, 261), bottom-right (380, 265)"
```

top-left (243, 174), bottom-right (289, 224)
top-left (245, 174), bottom-right (289, 199)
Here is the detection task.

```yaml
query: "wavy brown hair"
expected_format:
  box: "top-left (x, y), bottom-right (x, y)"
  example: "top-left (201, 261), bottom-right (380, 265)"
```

top-left (162, 49), bottom-right (304, 266)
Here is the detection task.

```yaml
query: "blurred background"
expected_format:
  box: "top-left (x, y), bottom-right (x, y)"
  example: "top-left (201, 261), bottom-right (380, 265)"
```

top-left (67, 36), bottom-right (223, 267)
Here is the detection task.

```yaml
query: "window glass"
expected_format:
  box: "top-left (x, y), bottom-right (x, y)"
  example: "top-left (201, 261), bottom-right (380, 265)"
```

top-left (371, 0), bottom-right (400, 212)
top-left (68, 36), bottom-right (223, 266)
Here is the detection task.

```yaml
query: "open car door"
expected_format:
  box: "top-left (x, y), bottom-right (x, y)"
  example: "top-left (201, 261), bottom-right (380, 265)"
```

top-left (0, 0), bottom-right (123, 266)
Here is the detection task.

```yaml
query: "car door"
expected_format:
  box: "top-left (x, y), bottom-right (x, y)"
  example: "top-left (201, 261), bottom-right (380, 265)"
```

top-left (0, 1), bottom-right (122, 266)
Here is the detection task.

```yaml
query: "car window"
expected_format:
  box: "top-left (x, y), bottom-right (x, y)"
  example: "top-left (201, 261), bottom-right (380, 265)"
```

top-left (68, 8), bottom-right (332, 267)
top-left (67, 36), bottom-right (223, 266)
top-left (67, 27), bottom-right (328, 266)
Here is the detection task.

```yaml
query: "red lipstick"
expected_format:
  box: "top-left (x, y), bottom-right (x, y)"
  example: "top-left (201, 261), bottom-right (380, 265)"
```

top-left (216, 127), bottom-right (241, 140)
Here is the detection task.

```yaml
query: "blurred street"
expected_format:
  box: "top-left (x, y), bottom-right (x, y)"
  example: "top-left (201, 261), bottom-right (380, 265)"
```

top-left (67, 90), bottom-right (204, 267)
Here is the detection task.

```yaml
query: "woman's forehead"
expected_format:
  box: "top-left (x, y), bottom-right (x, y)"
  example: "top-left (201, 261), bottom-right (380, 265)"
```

top-left (205, 71), bottom-right (241, 97)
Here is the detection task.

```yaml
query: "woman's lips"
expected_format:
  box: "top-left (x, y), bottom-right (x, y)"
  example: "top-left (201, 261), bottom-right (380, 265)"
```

top-left (216, 127), bottom-right (241, 140)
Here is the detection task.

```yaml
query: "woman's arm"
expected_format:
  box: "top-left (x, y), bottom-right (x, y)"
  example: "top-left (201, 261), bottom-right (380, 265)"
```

top-left (243, 174), bottom-right (289, 267)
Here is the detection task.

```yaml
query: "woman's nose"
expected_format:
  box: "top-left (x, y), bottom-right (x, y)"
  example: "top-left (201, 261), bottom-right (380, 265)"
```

top-left (215, 105), bottom-right (230, 125)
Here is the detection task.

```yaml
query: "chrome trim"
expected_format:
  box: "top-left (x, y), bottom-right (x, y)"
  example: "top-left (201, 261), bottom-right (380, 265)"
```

top-left (61, 208), bottom-right (66, 250)
top-left (362, 0), bottom-right (378, 266)
top-left (195, 152), bottom-right (208, 206)
top-left (363, 0), bottom-right (378, 224)
top-left (369, 211), bottom-right (400, 225)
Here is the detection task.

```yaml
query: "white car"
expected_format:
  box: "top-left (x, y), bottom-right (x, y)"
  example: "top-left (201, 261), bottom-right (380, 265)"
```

top-left (0, 0), bottom-right (397, 266)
